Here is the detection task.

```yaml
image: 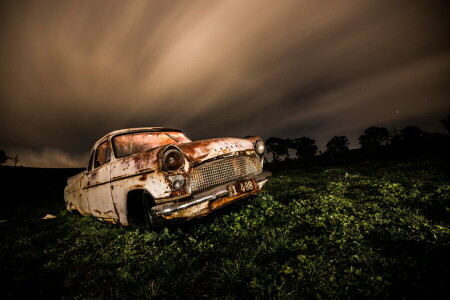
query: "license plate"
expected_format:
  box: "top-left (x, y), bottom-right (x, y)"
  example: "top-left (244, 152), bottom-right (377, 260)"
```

top-left (228, 179), bottom-right (257, 197)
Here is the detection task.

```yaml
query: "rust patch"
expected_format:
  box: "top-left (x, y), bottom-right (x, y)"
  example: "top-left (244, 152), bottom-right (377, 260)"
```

top-left (139, 173), bottom-right (148, 181)
top-left (170, 190), bottom-right (185, 197)
top-left (131, 149), bottom-right (159, 171)
top-left (165, 173), bottom-right (188, 196)
top-left (210, 189), bottom-right (259, 210)
top-left (129, 184), bottom-right (144, 190)
top-left (178, 138), bottom-right (255, 164)
top-left (102, 218), bottom-right (118, 224)
top-left (90, 170), bottom-right (98, 180)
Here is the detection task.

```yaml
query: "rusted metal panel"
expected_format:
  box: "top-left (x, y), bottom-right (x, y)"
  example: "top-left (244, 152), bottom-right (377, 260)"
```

top-left (85, 164), bottom-right (118, 219)
top-left (160, 189), bottom-right (262, 220)
top-left (163, 200), bottom-right (210, 219)
top-left (64, 171), bottom-right (90, 215)
top-left (178, 138), bottom-right (255, 164)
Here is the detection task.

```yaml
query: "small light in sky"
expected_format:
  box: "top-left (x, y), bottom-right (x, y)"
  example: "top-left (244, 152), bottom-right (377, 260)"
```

top-left (396, 110), bottom-right (400, 114)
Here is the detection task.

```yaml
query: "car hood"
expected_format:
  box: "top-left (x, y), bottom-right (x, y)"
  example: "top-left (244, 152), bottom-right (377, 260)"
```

top-left (178, 138), bottom-right (256, 164)
top-left (111, 137), bottom-right (258, 174)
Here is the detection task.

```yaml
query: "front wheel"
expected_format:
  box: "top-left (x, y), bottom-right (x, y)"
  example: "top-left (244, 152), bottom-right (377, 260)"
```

top-left (141, 191), bottom-right (166, 230)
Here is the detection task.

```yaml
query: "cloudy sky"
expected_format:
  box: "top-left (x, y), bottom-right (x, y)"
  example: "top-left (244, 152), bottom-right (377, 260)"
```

top-left (1, 0), bottom-right (449, 167)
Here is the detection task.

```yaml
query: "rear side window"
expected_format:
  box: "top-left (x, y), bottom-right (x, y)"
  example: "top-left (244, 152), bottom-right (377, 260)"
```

top-left (88, 151), bottom-right (95, 171)
top-left (94, 140), bottom-right (111, 168)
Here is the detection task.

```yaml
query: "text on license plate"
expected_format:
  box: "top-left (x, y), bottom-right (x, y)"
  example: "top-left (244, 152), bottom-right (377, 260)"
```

top-left (228, 179), bottom-right (257, 197)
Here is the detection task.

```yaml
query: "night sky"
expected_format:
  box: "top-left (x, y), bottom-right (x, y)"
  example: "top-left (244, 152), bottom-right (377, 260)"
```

top-left (1, 0), bottom-right (449, 167)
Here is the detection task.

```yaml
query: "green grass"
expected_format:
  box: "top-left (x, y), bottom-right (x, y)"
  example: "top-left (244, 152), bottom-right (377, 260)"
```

top-left (1, 159), bottom-right (449, 299)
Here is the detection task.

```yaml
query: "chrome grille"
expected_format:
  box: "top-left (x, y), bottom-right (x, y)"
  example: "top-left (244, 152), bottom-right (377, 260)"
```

top-left (190, 155), bottom-right (262, 193)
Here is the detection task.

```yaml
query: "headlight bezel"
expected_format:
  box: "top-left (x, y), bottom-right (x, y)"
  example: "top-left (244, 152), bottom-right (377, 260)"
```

top-left (161, 146), bottom-right (185, 173)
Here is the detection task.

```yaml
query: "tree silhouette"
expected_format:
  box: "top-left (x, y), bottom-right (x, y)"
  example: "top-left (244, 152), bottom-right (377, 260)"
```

top-left (292, 136), bottom-right (317, 159)
top-left (265, 137), bottom-right (288, 162)
top-left (359, 126), bottom-right (390, 149)
top-left (326, 136), bottom-right (349, 154)
top-left (441, 115), bottom-right (450, 134)
top-left (284, 138), bottom-right (294, 159)
top-left (391, 126), bottom-right (425, 148)
top-left (0, 150), bottom-right (8, 166)
top-left (12, 154), bottom-right (20, 167)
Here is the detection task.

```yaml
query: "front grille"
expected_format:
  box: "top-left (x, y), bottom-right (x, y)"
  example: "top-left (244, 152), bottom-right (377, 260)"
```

top-left (190, 155), bottom-right (262, 193)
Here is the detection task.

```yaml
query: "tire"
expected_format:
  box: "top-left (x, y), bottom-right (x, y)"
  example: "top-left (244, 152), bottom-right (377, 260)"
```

top-left (141, 191), bottom-right (166, 230)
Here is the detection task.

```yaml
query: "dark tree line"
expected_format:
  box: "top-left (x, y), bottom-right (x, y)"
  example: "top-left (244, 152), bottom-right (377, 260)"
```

top-left (265, 122), bottom-right (450, 163)
top-left (266, 136), bottom-right (319, 162)
top-left (359, 125), bottom-right (450, 152)
top-left (265, 135), bottom-right (350, 162)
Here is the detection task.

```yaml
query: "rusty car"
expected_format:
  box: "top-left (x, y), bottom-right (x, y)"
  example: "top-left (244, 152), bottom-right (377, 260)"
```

top-left (64, 127), bottom-right (271, 228)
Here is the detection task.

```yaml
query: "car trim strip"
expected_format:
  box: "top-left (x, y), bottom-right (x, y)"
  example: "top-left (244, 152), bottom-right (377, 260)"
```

top-left (82, 168), bottom-right (156, 189)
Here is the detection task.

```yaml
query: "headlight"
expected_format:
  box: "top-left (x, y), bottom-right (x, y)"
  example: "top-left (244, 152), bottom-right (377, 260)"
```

top-left (173, 179), bottom-right (184, 191)
top-left (168, 174), bottom-right (185, 191)
top-left (162, 147), bottom-right (184, 172)
top-left (255, 140), bottom-right (265, 156)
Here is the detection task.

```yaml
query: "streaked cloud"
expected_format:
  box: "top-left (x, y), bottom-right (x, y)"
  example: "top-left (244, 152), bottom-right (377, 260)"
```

top-left (0, 0), bottom-right (449, 167)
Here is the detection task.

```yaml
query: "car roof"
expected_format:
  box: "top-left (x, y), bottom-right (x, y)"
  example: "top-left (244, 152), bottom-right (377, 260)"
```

top-left (94, 127), bottom-right (183, 146)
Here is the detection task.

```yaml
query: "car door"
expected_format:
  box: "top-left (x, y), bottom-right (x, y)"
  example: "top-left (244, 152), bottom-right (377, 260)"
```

top-left (84, 139), bottom-right (118, 218)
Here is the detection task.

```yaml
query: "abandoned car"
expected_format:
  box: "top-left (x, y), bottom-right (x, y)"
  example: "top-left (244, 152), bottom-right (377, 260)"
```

top-left (64, 127), bottom-right (271, 228)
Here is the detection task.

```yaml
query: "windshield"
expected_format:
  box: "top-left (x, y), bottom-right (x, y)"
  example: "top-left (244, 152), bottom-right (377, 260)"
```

top-left (112, 131), bottom-right (191, 158)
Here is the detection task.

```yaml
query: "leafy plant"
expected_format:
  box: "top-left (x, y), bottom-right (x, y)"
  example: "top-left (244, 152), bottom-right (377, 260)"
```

top-left (1, 159), bottom-right (449, 298)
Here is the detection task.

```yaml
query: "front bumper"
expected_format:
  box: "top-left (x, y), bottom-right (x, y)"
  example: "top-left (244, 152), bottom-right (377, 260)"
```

top-left (152, 171), bottom-right (272, 219)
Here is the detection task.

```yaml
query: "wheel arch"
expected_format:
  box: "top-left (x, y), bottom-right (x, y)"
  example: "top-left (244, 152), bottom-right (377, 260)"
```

top-left (126, 188), bottom-right (156, 225)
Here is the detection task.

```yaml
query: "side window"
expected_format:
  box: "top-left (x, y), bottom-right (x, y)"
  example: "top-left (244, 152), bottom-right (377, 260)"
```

top-left (88, 151), bottom-right (95, 171)
top-left (94, 140), bottom-right (111, 168)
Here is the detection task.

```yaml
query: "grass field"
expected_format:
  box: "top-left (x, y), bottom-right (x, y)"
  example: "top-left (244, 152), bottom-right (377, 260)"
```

top-left (1, 159), bottom-right (449, 299)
